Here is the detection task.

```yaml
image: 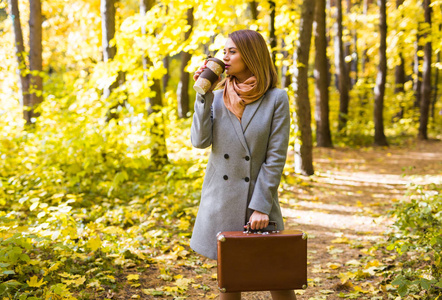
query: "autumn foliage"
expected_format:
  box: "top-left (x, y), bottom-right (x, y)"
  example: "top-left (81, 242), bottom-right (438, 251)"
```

top-left (0, 0), bottom-right (441, 299)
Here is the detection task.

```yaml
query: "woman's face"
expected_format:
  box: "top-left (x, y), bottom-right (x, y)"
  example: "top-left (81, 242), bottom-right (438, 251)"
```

top-left (223, 38), bottom-right (252, 82)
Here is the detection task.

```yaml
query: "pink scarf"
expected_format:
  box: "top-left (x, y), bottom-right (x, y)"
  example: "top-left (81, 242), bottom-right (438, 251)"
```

top-left (223, 76), bottom-right (264, 120)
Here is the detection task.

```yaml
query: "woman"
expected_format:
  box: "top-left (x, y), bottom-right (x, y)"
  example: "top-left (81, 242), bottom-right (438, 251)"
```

top-left (190, 30), bottom-right (296, 300)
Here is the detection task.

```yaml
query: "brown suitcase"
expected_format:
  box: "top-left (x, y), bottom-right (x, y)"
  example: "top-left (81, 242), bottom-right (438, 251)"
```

top-left (216, 223), bottom-right (308, 293)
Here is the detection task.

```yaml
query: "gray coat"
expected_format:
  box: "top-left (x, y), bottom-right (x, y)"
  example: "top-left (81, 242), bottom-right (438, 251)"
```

top-left (190, 88), bottom-right (290, 260)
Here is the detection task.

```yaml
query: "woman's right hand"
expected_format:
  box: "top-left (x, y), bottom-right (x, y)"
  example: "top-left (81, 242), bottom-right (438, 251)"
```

top-left (193, 60), bottom-right (208, 82)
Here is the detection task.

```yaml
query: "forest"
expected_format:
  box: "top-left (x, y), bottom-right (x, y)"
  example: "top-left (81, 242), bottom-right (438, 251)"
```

top-left (0, 0), bottom-right (441, 299)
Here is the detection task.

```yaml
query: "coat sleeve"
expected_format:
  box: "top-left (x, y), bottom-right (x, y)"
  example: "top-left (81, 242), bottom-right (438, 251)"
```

top-left (248, 90), bottom-right (290, 215)
top-left (190, 92), bottom-right (214, 149)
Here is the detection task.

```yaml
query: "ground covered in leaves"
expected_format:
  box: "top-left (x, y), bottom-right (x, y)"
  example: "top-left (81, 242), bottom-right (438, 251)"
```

top-left (113, 139), bottom-right (442, 300)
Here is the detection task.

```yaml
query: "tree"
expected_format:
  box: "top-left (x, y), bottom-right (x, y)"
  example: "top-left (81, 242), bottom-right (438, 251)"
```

top-left (8, 0), bottom-right (30, 123)
top-left (292, 0), bottom-right (316, 176)
top-left (268, 0), bottom-right (277, 70)
top-left (393, 0), bottom-right (406, 119)
top-left (101, 0), bottom-right (116, 99)
top-left (344, 0), bottom-right (357, 89)
top-left (141, 0), bottom-right (168, 166)
top-left (373, 0), bottom-right (388, 146)
top-left (359, 0), bottom-right (372, 113)
top-left (418, 0), bottom-right (432, 140)
top-left (432, 30), bottom-right (440, 122)
top-left (413, 35), bottom-right (423, 108)
top-left (334, 0), bottom-right (350, 132)
top-left (28, 0), bottom-right (43, 123)
top-left (249, 0), bottom-right (258, 20)
top-left (101, 0), bottom-right (126, 120)
top-left (314, 0), bottom-right (333, 148)
top-left (177, 7), bottom-right (194, 119)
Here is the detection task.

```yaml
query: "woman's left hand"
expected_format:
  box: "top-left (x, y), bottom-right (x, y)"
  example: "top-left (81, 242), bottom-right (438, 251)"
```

top-left (249, 211), bottom-right (269, 230)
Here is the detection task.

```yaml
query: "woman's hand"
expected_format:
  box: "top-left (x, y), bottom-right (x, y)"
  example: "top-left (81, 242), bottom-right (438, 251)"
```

top-left (249, 210), bottom-right (269, 230)
top-left (193, 61), bottom-right (207, 82)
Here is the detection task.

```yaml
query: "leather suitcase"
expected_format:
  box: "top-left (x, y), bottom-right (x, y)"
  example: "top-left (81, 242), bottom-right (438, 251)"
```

top-left (216, 223), bottom-right (308, 293)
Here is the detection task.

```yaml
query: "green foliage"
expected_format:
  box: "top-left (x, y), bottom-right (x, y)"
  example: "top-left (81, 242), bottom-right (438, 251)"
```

top-left (383, 184), bottom-right (442, 299)
top-left (0, 95), bottom-right (206, 298)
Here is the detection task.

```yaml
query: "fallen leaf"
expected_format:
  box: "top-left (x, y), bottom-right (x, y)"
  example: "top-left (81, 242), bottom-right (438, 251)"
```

top-left (326, 262), bottom-right (342, 270)
top-left (127, 274), bottom-right (139, 281)
top-left (26, 276), bottom-right (46, 287)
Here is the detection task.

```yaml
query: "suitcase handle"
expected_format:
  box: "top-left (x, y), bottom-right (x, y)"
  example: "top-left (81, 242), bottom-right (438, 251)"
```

top-left (243, 221), bottom-right (278, 234)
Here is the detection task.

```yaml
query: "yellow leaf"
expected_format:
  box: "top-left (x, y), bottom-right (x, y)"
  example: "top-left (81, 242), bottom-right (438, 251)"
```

top-left (345, 259), bottom-right (361, 266)
top-left (86, 236), bottom-right (102, 251)
top-left (326, 262), bottom-right (341, 270)
top-left (339, 272), bottom-right (357, 284)
top-left (353, 285), bottom-right (370, 294)
top-left (47, 262), bottom-right (62, 273)
top-left (211, 274), bottom-right (217, 280)
top-left (175, 278), bottom-right (194, 290)
top-left (60, 274), bottom-right (86, 286)
top-left (127, 274), bottom-right (139, 281)
top-left (331, 237), bottom-right (351, 244)
top-left (27, 275), bottom-right (46, 287)
top-left (207, 293), bottom-right (218, 299)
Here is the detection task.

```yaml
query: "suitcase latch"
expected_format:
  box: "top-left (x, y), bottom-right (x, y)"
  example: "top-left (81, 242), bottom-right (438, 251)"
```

top-left (217, 234), bottom-right (226, 242)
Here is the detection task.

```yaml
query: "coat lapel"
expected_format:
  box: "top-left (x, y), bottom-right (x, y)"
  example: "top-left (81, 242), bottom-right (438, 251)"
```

top-left (227, 110), bottom-right (250, 154)
top-left (241, 93), bottom-right (265, 133)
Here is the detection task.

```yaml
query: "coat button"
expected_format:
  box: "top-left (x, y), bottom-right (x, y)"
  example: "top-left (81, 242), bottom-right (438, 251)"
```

top-left (245, 177), bottom-right (250, 182)
top-left (224, 154), bottom-right (229, 159)
top-left (245, 156), bottom-right (250, 161)
top-left (223, 175), bottom-right (228, 180)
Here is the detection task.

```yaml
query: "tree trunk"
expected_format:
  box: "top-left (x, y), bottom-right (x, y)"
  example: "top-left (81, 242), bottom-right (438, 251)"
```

top-left (292, 0), bottom-right (316, 176)
top-left (141, 0), bottom-right (168, 166)
top-left (101, 0), bottom-right (126, 121)
top-left (314, 0), bottom-right (333, 147)
top-left (280, 39), bottom-right (291, 88)
top-left (249, 1), bottom-right (258, 20)
top-left (373, 0), bottom-right (388, 146)
top-left (432, 41), bottom-right (440, 122)
top-left (334, 0), bottom-right (350, 133)
top-left (177, 7), bottom-right (194, 119)
top-left (268, 0), bottom-right (277, 71)
top-left (418, 0), bottom-right (432, 140)
top-left (359, 0), bottom-right (370, 113)
top-left (413, 34), bottom-right (423, 108)
top-left (162, 56), bottom-right (169, 93)
top-left (101, 0), bottom-right (116, 100)
top-left (101, 0), bottom-right (116, 62)
top-left (8, 0), bottom-right (31, 123)
top-left (393, 0), bottom-right (405, 120)
top-left (28, 0), bottom-right (43, 123)
top-left (344, 0), bottom-right (355, 90)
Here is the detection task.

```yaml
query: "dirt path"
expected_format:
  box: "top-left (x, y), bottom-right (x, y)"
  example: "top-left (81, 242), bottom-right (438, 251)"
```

top-left (120, 140), bottom-right (442, 299)
top-left (241, 139), bottom-right (442, 300)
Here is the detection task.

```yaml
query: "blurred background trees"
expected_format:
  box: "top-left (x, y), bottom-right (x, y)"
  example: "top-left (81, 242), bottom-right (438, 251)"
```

top-left (1, 0), bottom-right (441, 171)
top-left (0, 1), bottom-right (441, 298)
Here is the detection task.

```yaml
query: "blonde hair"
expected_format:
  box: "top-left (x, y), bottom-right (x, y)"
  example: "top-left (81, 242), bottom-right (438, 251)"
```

top-left (218, 30), bottom-right (278, 93)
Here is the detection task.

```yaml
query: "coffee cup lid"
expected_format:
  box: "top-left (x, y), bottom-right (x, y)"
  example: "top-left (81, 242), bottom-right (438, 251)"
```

top-left (208, 57), bottom-right (225, 71)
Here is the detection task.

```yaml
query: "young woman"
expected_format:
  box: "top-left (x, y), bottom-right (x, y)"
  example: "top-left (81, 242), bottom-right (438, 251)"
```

top-left (190, 29), bottom-right (296, 300)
